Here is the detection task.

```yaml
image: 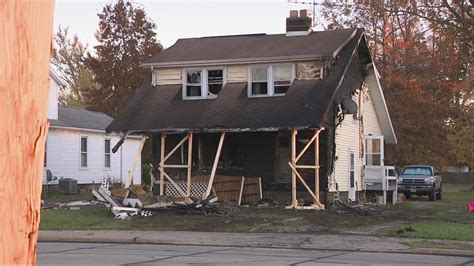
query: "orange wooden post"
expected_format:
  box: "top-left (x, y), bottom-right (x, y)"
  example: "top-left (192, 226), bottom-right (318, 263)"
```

top-left (0, 0), bottom-right (55, 264)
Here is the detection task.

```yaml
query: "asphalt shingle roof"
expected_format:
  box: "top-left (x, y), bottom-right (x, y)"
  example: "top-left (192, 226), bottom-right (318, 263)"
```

top-left (144, 29), bottom-right (357, 66)
top-left (51, 106), bottom-right (113, 131)
top-left (107, 29), bottom-right (366, 133)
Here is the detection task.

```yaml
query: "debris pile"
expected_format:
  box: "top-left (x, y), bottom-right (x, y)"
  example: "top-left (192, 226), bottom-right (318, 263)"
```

top-left (91, 178), bottom-right (235, 219)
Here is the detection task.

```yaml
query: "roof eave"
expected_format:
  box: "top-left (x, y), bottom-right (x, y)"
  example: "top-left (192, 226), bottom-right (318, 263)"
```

top-left (141, 55), bottom-right (334, 68)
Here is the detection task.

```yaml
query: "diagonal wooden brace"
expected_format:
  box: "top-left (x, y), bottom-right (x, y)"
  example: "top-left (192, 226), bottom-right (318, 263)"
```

top-left (288, 162), bottom-right (324, 209)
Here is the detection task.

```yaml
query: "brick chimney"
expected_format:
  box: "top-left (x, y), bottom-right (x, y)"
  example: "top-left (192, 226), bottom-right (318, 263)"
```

top-left (286, 9), bottom-right (312, 36)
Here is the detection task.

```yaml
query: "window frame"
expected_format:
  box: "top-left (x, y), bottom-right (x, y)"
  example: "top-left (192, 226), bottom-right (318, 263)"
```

top-left (248, 64), bottom-right (295, 98)
top-left (80, 136), bottom-right (88, 169)
top-left (104, 138), bottom-right (111, 170)
top-left (273, 64), bottom-right (295, 96)
top-left (182, 67), bottom-right (226, 100)
top-left (364, 135), bottom-right (384, 167)
top-left (44, 140), bottom-right (47, 167)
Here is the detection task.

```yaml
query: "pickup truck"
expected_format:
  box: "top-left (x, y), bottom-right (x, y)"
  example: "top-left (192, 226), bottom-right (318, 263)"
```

top-left (397, 165), bottom-right (442, 201)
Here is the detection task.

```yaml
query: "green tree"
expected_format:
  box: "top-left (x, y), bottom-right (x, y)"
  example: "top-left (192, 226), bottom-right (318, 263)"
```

top-left (51, 26), bottom-right (96, 106)
top-left (85, 0), bottom-right (162, 116)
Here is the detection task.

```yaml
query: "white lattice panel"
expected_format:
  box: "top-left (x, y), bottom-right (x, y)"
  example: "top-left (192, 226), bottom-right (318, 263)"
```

top-left (165, 182), bottom-right (208, 198)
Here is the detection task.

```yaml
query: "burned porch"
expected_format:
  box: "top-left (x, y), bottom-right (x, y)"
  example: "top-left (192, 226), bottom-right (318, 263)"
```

top-left (149, 129), bottom-right (329, 208)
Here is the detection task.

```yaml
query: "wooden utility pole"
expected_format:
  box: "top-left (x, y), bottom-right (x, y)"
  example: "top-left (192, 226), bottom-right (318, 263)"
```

top-left (0, 1), bottom-right (55, 264)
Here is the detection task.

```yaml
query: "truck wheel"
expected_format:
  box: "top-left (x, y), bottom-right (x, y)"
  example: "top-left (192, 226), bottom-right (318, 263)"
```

top-left (428, 189), bottom-right (436, 201)
top-left (404, 192), bottom-right (411, 200)
top-left (436, 185), bottom-right (442, 200)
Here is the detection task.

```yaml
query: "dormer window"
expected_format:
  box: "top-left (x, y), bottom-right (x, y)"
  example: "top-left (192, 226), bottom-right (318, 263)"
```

top-left (183, 68), bottom-right (225, 100)
top-left (251, 67), bottom-right (268, 96)
top-left (185, 70), bottom-right (202, 97)
top-left (208, 69), bottom-right (224, 95)
top-left (248, 64), bottom-right (294, 97)
top-left (273, 65), bottom-right (292, 95)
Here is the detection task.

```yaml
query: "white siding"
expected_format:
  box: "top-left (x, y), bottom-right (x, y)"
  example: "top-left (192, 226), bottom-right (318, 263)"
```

top-left (329, 86), bottom-right (383, 192)
top-left (330, 98), bottom-right (362, 192)
top-left (154, 68), bottom-right (182, 85)
top-left (48, 77), bottom-right (59, 120)
top-left (43, 128), bottom-right (142, 185)
top-left (363, 87), bottom-right (383, 136)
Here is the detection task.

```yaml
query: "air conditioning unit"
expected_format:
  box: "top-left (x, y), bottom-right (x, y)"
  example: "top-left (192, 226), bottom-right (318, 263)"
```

top-left (58, 178), bottom-right (78, 194)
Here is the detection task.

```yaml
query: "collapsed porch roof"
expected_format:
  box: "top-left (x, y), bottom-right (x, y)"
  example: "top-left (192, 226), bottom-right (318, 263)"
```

top-left (106, 29), bottom-right (365, 134)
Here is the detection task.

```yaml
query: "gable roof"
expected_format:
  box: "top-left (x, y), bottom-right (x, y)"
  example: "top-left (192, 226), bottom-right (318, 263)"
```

top-left (50, 106), bottom-right (113, 131)
top-left (107, 29), bottom-right (366, 134)
top-left (143, 28), bottom-right (357, 67)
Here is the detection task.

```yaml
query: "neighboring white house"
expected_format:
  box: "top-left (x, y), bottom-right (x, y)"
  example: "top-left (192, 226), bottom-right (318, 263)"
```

top-left (44, 69), bottom-right (142, 185)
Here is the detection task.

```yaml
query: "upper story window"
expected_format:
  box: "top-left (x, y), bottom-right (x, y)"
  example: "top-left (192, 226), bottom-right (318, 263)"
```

top-left (185, 70), bottom-right (202, 98)
top-left (273, 65), bottom-right (292, 95)
top-left (208, 69), bottom-right (224, 95)
top-left (251, 67), bottom-right (268, 96)
top-left (248, 64), bottom-right (294, 97)
top-left (183, 68), bottom-right (225, 100)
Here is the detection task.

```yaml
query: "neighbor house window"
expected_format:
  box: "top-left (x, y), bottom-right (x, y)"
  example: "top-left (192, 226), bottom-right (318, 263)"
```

top-left (249, 64), bottom-right (294, 97)
top-left (44, 141), bottom-right (47, 167)
top-left (80, 137), bottom-right (87, 168)
top-left (183, 68), bottom-right (225, 99)
top-left (104, 139), bottom-right (111, 169)
top-left (250, 66), bottom-right (268, 96)
top-left (273, 65), bottom-right (292, 95)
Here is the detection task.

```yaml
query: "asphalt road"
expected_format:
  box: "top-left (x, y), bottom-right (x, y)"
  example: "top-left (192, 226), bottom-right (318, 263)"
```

top-left (37, 242), bottom-right (473, 265)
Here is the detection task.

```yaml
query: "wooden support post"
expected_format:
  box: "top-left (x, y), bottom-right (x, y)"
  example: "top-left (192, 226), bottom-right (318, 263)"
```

top-left (125, 136), bottom-right (147, 188)
top-left (187, 133), bottom-right (193, 197)
top-left (315, 127), bottom-right (324, 205)
top-left (291, 129), bottom-right (297, 208)
top-left (159, 133), bottom-right (166, 196)
top-left (315, 130), bottom-right (320, 201)
top-left (204, 132), bottom-right (226, 199)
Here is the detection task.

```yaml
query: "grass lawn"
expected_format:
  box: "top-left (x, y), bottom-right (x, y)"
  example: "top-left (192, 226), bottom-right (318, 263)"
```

top-left (381, 184), bottom-right (474, 241)
top-left (40, 183), bottom-right (474, 240)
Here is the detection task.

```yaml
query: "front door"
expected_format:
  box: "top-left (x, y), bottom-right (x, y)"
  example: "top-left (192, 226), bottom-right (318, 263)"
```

top-left (348, 151), bottom-right (356, 201)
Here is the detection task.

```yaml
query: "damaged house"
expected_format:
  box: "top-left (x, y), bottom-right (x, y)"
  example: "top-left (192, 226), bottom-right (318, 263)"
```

top-left (107, 10), bottom-right (397, 209)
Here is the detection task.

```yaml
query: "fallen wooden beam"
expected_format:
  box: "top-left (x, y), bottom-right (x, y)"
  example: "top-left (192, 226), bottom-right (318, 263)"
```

top-left (204, 132), bottom-right (226, 199)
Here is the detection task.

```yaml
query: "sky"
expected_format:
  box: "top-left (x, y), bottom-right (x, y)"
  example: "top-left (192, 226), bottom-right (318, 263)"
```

top-left (54, 0), bottom-right (317, 49)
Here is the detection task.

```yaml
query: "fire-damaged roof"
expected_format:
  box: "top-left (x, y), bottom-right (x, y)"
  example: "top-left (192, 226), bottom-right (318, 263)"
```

top-left (143, 28), bottom-right (357, 67)
top-left (107, 29), bottom-right (370, 134)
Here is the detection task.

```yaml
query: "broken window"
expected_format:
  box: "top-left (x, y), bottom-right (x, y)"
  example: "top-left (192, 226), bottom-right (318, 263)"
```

top-left (250, 66), bottom-right (268, 96)
top-left (183, 68), bottom-right (225, 99)
top-left (80, 136), bottom-right (88, 168)
top-left (185, 70), bottom-right (202, 97)
top-left (208, 69), bottom-right (224, 95)
top-left (273, 65), bottom-right (292, 95)
top-left (104, 139), bottom-right (111, 168)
